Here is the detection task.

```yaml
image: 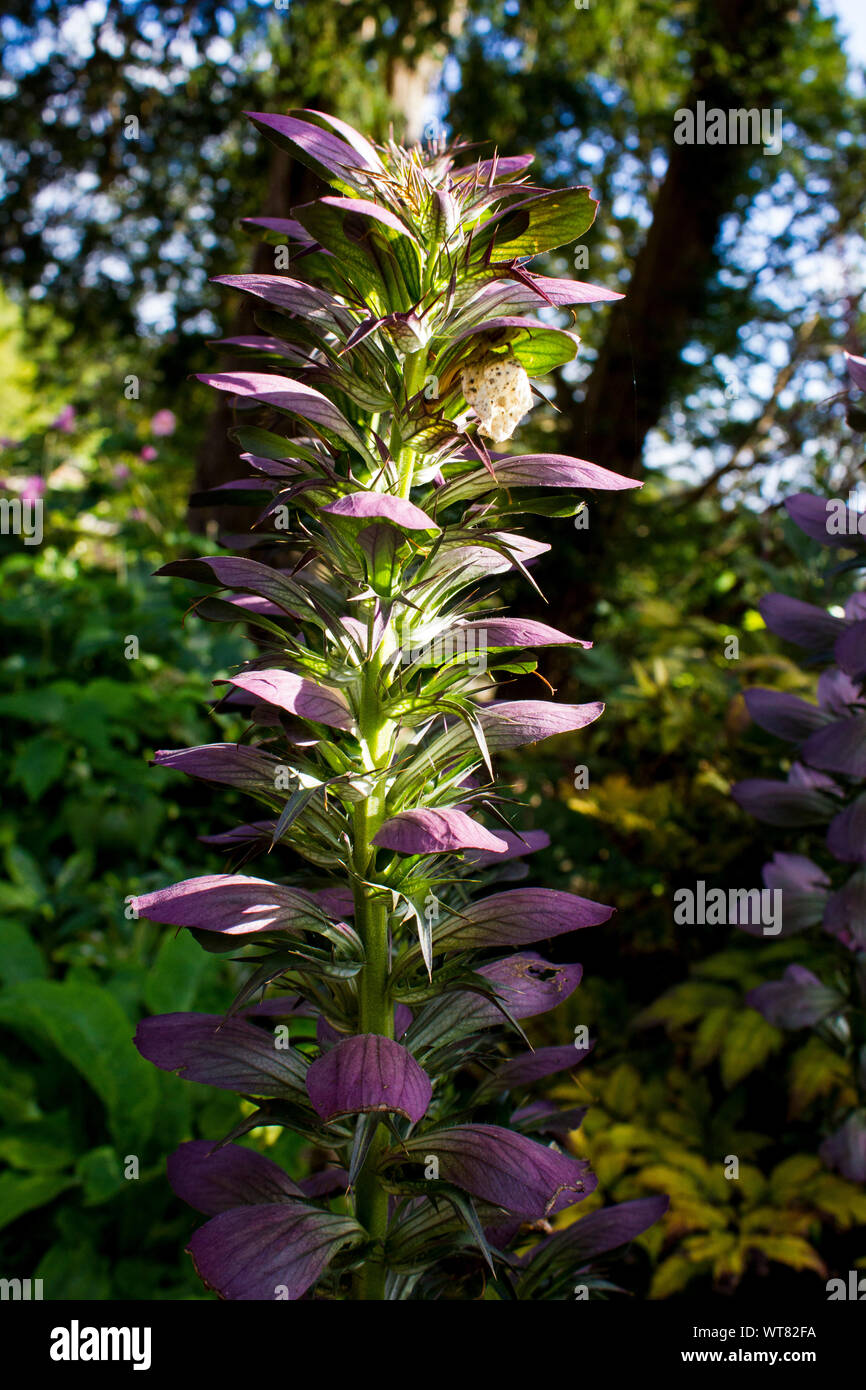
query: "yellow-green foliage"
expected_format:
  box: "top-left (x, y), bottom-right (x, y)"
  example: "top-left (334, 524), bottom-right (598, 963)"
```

top-left (556, 1061), bottom-right (866, 1296)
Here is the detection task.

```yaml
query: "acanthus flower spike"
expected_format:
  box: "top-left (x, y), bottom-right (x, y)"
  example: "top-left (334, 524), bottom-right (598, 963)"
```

top-left (733, 465), bottom-right (866, 1185)
top-left (135, 107), bottom-right (664, 1301)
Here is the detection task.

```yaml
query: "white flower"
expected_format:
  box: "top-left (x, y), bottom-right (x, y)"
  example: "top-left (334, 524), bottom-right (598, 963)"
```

top-left (460, 351), bottom-right (534, 443)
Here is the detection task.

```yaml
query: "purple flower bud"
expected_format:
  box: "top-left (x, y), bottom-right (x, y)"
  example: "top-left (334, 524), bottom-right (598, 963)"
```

top-left (135, 874), bottom-right (341, 937)
top-left (731, 776), bottom-right (839, 826)
top-left (784, 492), bottom-right (863, 548)
top-left (432, 886), bottom-right (613, 951)
top-left (134, 1013), bottom-right (310, 1099)
top-left (846, 352), bottom-right (866, 392)
top-left (392, 1124), bottom-right (596, 1217)
top-left (187, 1203), bottom-right (363, 1300)
top-left (747, 965), bottom-right (843, 1028)
top-left (743, 687), bottom-right (829, 741)
top-left (373, 808), bottom-right (509, 855)
top-left (167, 1140), bottom-right (305, 1214)
top-left (759, 593), bottom-right (847, 650)
top-left (306, 1033), bottom-right (432, 1122)
top-left (803, 715), bottom-right (866, 778)
top-left (823, 868), bottom-right (866, 950)
top-left (225, 669), bottom-right (355, 732)
top-left (819, 1111), bottom-right (866, 1181)
top-left (827, 795), bottom-right (866, 862)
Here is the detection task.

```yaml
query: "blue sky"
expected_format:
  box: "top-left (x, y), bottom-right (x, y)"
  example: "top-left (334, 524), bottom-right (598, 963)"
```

top-left (824, 0), bottom-right (866, 65)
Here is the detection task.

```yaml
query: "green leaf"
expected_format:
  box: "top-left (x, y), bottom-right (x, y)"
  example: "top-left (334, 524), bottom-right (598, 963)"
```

top-left (55, 850), bottom-right (94, 895)
top-left (440, 324), bottom-right (578, 380)
top-left (474, 187), bottom-right (598, 260)
top-left (270, 782), bottom-right (324, 846)
top-left (76, 1147), bottom-right (127, 1206)
top-left (691, 1005), bottom-right (732, 1069)
top-left (228, 424), bottom-right (325, 467)
top-left (143, 930), bottom-right (208, 1014)
top-left (487, 660), bottom-right (538, 677)
top-left (636, 1163), bottom-right (703, 1203)
top-left (504, 325), bottom-right (578, 375)
top-left (769, 1153), bottom-right (823, 1203)
top-left (4, 844), bottom-right (47, 902)
top-left (0, 919), bottom-right (46, 985)
top-left (637, 981), bottom-right (731, 1029)
top-left (0, 980), bottom-right (159, 1146)
top-left (35, 1241), bottom-right (112, 1300)
top-left (788, 1036), bottom-right (851, 1115)
top-left (744, 1235), bottom-right (826, 1275)
top-left (0, 686), bottom-right (69, 724)
top-left (0, 883), bottom-right (41, 913)
top-left (649, 1253), bottom-right (699, 1298)
top-left (474, 494), bottom-right (585, 519)
top-left (605, 1062), bottom-right (641, 1117)
top-left (0, 1055), bottom-right (40, 1125)
top-left (10, 734), bottom-right (68, 800)
top-left (0, 1127), bottom-right (74, 1172)
top-left (384, 1198), bottom-right (468, 1271)
top-left (0, 1172), bottom-right (77, 1233)
top-left (295, 198), bottom-right (422, 308)
top-left (359, 523), bottom-right (401, 597)
top-left (720, 1009), bottom-right (782, 1089)
top-left (683, 1231), bottom-right (738, 1263)
top-left (808, 1174), bottom-right (866, 1227)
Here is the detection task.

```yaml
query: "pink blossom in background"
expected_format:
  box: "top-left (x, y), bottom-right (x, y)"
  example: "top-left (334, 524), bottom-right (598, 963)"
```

top-left (113, 463), bottom-right (132, 482)
top-left (22, 475), bottom-right (46, 500)
top-left (50, 405), bottom-right (76, 433)
top-left (140, 445), bottom-right (157, 461)
top-left (150, 409), bottom-right (176, 437)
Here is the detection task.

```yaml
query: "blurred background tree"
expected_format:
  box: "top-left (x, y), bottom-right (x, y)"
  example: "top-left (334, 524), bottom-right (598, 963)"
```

top-left (2, 0), bottom-right (865, 1297)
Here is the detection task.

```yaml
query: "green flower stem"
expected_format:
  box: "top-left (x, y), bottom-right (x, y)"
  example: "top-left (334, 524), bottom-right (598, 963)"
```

top-left (396, 350), bottom-right (427, 498)
top-left (352, 336), bottom-right (426, 1297)
top-left (351, 887), bottom-right (391, 1300)
top-left (351, 647), bottom-right (394, 1299)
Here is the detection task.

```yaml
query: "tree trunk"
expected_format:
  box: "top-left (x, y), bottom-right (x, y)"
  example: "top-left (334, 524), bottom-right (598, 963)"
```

top-left (576, 0), bottom-right (797, 480)
top-left (535, 0), bottom-right (802, 682)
